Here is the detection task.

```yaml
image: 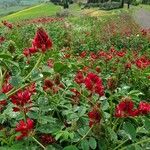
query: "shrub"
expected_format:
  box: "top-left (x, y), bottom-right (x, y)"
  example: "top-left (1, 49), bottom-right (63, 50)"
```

top-left (84, 2), bottom-right (122, 10)
top-left (99, 2), bottom-right (122, 10)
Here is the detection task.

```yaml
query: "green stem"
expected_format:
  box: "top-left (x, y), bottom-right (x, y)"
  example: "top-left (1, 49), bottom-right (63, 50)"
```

top-left (0, 69), bottom-right (7, 90)
top-left (112, 118), bottom-right (119, 131)
top-left (6, 83), bottom-right (30, 97)
top-left (24, 53), bottom-right (43, 81)
top-left (120, 138), bottom-right (150, 150)
top-left (109, 94), bottom-right (113, 126)
top-left (76, 127), bottom-right (93, 145)
top-left (114, 139), bottom-right (128, 150)
top-left (32, 136), bottom-right (46, 150)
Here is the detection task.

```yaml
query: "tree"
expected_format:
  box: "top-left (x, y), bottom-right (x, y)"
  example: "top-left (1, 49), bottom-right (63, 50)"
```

top-left (63, 0), bottom-right (69, 9)
top-left (127, 0), bottom-right (130, 9)
top-left (15, 0), bottom-right (22, 5)
top-left (121, 0), bottom-right (124, 8)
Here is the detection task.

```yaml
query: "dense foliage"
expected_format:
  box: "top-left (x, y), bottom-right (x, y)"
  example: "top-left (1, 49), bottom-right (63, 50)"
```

top-left (0, 13), bottom-right (150, 150)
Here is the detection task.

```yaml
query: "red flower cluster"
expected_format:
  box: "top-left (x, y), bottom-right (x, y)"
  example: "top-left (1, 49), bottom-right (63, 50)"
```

top-left (0, 75), bottom-right (12, 111)
top-left (135, 56), bottom-right (150, 69)
top-left (43, 78), bottom-right (64, 94)
top-left (107, 77), bottom-right (117, 91)
top-left (125, 62), bottom-right (132, 70)
top-left (115, 98), bottom-right (150, 118)
top-left (26, 83), bottom-right (36, 95)
top-left (40, 134), bottom-right (55, 145)
top-left (74, 71), bottom-right (84, 84)
top-left (15, 118), bottom-right (34, 140)
top-left (23, 27), bottom-right (52, 56)
top-left (10, 90), bottom-right (33, 113)
top-left (84, 73), bottom-right (104, 96)
top-left (0, 36), bottom-right (5, 44)
top-left (1, 75), bottom-right (13, 94)
top-left (70, 88), bottom-right (80, 104)
top-left (141, 29), bottom-right (148, 36)
top-left (88, 105), bottom-right (101, 127)
top-left (2, 20), bottom-right (13, 29)
top-left (19, 17), bottom-right (63, 26)
top-left (47, 59), bottom-right (54, 68)
top-left (0, 100), bottom-right (7, 111)
top-left (80, 51), bottom-right (87, 58)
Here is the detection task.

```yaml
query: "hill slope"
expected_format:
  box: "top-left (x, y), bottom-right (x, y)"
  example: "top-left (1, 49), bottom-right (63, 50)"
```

top-left (1, 3), bottom-right (61, 22)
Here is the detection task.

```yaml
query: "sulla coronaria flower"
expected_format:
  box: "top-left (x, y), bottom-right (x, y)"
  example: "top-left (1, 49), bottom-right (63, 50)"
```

top-left (88, 105), bottom-right (101, 127)
top-left (32, 27), bottom-right (53, 52)
top-left (15, 118), bottom-right (34, 140)
top-left (84, 73), bottom-right (104, 97)
top-left (114, 98), bottom-right (139, 118)
top-left (40, 134), bottom-right (56, 145)
top-left (10, 90), bottom-right (33, 113)
top-left (23, 27), bottom-right (53, 56)
top-left (74, 71), bottom-right (84, 84)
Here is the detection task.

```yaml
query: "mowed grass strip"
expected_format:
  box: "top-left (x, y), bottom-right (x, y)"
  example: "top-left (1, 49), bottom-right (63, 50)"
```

top-left (1, 3), bottom-right (61, 22)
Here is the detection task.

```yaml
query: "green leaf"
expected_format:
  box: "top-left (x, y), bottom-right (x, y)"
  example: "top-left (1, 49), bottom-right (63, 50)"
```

top-left (55, 132), bottom-right (63, 141)
top-left (63, 145), bottom-right (78, 150)
top-left (144, 117), bottom-right (150, 131)
top-left (54, 62), bottom-right (69, 73)
top-left (0, 54), bottom-right (12, 60)
top-left (10, 76), bottom-right (22, 87)
top-left (123, 122), bottom-right (136, 141)
top-left (107, 127), bottom-right (117, 142)
top-left (81, 139), bottom-right (89, 150)
top-left (0, 93), bottom-right (8, 101)
top-left (89, 137), bottom-right (97, 149)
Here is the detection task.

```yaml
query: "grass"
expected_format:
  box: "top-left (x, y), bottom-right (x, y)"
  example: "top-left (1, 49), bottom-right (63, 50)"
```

top-left (141, 4), bottom-right (150, 11)
top-left (0, 6), bottom-right (29, 17)
top-left (0, 3), bottom-right (61, 22)
top-left (0, 0), bottom-right (40, 17)
top-left (0, 3), bottom-right (142, 24)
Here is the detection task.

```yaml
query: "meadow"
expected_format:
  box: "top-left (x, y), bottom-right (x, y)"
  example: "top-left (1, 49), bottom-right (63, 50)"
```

top-left (0, 2), bottom-right (150, 150)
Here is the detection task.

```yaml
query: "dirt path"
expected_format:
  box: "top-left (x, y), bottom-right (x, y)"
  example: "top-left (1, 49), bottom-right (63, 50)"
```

top-left (134, 8), bottom-right (150, 29)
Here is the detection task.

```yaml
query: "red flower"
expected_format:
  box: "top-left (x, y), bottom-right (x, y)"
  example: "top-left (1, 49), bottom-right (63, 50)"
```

top-left (32, 27), bottom-right (52, 52)
top-left (141, 29), bottom-right (147, 36)
top-left (107, 77), bottom-right (117, 91)
top-left (80, 51), bottom-right (87, 58)
top-left (0, 100), bottom-right (7, 111)
top-left (135, 56), bottom-right (150, 69)
top-left (125, 62), bottom-right (131, 70)
top-left (117, 51), bottom-right (126, 57)
top-left (2, 20), bottom-right (13, 29)
top-left (0, 36), bottom-right (5, 44)
top-left (10, 90), bottom-right (32, 113)
top-left (90, 52), bottom-right (97, 59)
top-left (15, 118), bottom-right (34, 140)
top-left (26, 83), bottom-right (36, 95)
top-left (74, 71), bottom-right (84, 84)
top-left (40, 134), bottom-right (55, 145)
top-left (43, 79), bottom-right (54, 91)
top-left (88, 105), bottom-right (101, 127)
top-left (70, 88), bottom-right (80, 104)
top-left (1, 83), bottom-right (13, 93)
top-left (138, 102), bottom-right (150, 115)
top-left (95, 66), bottom-right (101, 73)
top-left (23, 48), bottom-right (30, 57)
top-left (47, 59), bottom-right (54, 68)
top-left (84, 73), bottom-right (104, 96)
top-left (115, 99), bottom-right (139, 118)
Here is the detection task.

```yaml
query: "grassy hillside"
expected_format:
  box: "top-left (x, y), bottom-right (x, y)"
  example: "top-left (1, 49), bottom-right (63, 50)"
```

top-left (0, 0), bottom-right (41, 17)
top-left (1, 3), bottom-right (61, 22)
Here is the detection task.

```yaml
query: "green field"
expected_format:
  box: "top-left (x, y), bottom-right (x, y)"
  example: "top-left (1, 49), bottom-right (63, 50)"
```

top-left (0, 3), bottom-right (61, 22)
top-left (0, 0), bottom-right (40, 17)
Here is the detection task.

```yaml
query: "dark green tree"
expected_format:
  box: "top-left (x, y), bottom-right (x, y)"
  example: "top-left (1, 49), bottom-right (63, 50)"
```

top-left (63, 0), bottom-right (69, 9)
top-left (121, 0), bottom-right (124, 8)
